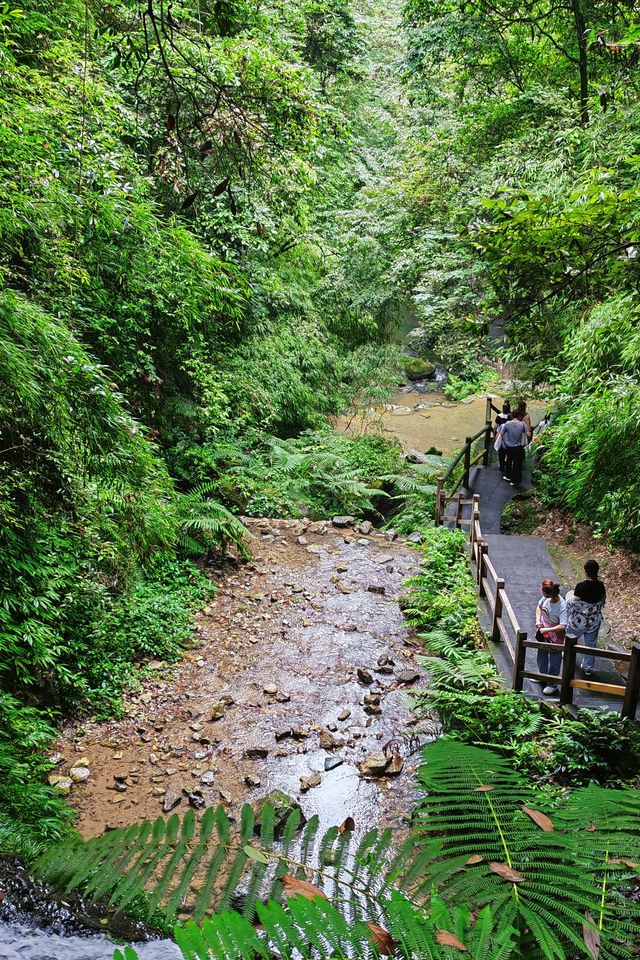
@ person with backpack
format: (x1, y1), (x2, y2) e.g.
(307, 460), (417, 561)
(566, 560), (606, 677)
(497, 409), (528, 485)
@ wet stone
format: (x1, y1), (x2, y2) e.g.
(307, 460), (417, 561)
(367, 585), (386, 595)
(338, 709), (351, 721)
(263, 684), (278, 695)
(200, 771), (216, 786)
(300, 772), (322, 792)
(357, 521), (373, 535)
(359, 752), (390, 777)
(324, 756), (344, 772)
(319, 730), (337, 750)
(163, 791), (182, 813)
(357, 667), (374, 685)
(332, 515), (355, 528)
(397, 668), (420, 685)
(244, 775), (261, 788)
(254, 790), (306, 837)
(275, 728), (292, 742)
(69, 765), (90, 783)
(245, 746), (269, 759)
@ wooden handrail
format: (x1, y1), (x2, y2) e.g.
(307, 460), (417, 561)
(437, 478), (639, 719)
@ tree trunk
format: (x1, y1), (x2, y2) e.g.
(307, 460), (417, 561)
(570, 0), (589, 125)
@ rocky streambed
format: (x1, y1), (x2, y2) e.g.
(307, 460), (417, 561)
(53, 518), (437, 842)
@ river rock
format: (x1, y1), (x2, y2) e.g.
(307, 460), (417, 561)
(291, 728), (308, 741)
(69, 765), (90, 783)
(359, 752), (391, 777)
(384, 530), (397, 542)
(263, 684), (278, 695)
(319, 730), (337, 750)
(405, 531), (423, 544)
(48, 775), (73, 794)
(200, 770), (216, 786)
(386, 753), (404, 776)
(245, 746), (269, 759)
(163, 791), (182, 813)
(245, 774), (261, 788)
(332, 516), (355, 528)
(338, 709), (351, 721)
(184, 789), (205, 810)
(357, 520), (374, 535)
(254, 790), (306, 837)
(357, 667), (374, 685)
(48, 753), (65, 766)
(367, 585), (385, 595)
(300, 772), (322, 792)
(210, 702), (225, 720)
(275, 727), (292, 742)
(324, 756), (344, 771)
(397, 668), (420, 685)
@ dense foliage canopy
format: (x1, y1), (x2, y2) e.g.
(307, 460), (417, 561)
(400, 0), (640, 544)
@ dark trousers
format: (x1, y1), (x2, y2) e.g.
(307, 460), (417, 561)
(505, 445), (524, 484)
(498, 444), (507, 474)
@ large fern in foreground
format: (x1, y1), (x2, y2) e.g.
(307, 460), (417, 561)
(38, 742), (640, 959)
(392, 741), (640, 960)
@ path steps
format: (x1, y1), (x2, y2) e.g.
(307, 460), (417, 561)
(445, 457), (637, 717)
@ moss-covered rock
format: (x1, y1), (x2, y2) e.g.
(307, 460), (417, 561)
(402, 356), (436, 381)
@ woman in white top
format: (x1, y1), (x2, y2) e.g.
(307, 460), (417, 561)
(535, 579), (567, 696)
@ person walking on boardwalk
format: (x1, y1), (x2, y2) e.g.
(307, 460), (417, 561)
(566, 560), (606, 678)
(494, 400), (511, 475)
(498, 409), (527, 485)
(535, 579), (567, 696)
(516, 400), (532, 442)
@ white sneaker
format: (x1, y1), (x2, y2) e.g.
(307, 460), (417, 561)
(543, 685), (559, 696)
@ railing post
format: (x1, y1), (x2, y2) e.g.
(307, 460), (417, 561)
(513, 630), (527, 690)
(483, 423), (492, 467)
(622, 642), (640, 719)
(470, 494), (480, 546)
(463, 437), (472, 489)
(478, 542), (488, 597)
(560, 634), (578, 707)
(491, 578), (505, 642)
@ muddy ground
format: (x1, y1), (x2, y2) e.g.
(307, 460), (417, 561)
(55, 519), (437, 839)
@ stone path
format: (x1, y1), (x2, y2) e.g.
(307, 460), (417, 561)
(448, 457), (636, 715)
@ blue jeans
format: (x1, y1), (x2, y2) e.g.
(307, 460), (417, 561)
(537, 646), (562, 679)
(569, 626), (600, 671)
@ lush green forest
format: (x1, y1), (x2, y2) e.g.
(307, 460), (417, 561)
(1, 0), (414, 837)
(2, 0), (640, 956)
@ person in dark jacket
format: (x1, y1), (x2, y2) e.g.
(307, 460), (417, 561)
(494, 400), (511, 474)
(566, 559), (606, 677)
(498, 410), (527, 485)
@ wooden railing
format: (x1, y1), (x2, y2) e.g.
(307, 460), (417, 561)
(456, 491), (640, 719)
(435, 398), (499, 523)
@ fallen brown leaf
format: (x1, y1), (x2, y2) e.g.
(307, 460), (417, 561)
(474, 785), (494, 792)
(282, 875), (328, 901)
(583, 912), (601, 959)
(465, 855), (483, 865)
(608, 859), (639, 870)
(489, 862), (525, 883)
(522, 806), (554, 832)
(339, 816), (355, 835)
(436, 930), (468, 951)
(366, 921), (395, 955)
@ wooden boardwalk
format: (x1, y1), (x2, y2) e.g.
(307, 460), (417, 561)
(444, 457), (639, 718)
